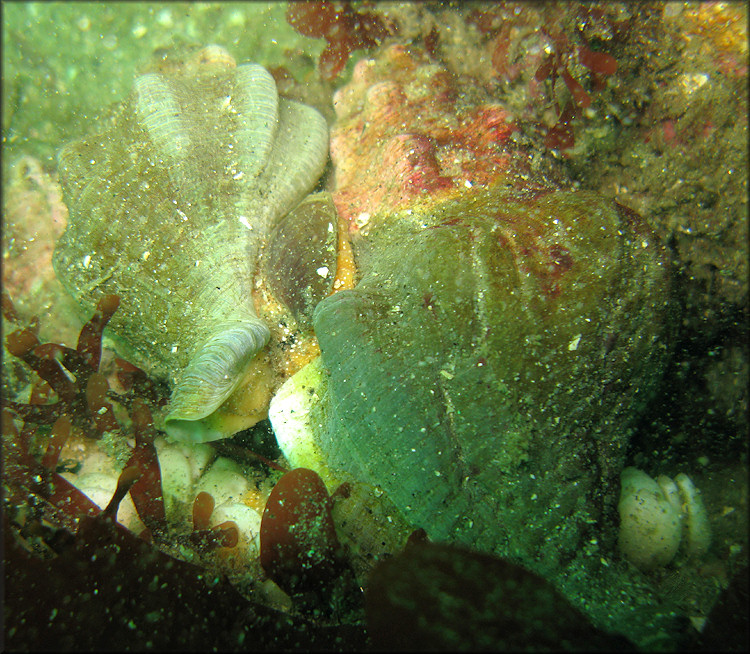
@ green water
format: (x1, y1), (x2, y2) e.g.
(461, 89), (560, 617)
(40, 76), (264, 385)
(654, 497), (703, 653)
(3, 2), (321, 165)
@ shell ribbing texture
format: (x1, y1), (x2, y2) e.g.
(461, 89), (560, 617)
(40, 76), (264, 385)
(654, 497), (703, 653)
(53, 62), (329, 441)
(312, 188), (672, 565)
(130, 63), (329, 247)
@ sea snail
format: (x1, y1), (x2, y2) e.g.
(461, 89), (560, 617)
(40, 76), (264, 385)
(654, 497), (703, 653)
(52, 46), (335, 443)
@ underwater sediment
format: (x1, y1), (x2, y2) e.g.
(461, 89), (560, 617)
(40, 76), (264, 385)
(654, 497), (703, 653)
(3, 3), (747, 651)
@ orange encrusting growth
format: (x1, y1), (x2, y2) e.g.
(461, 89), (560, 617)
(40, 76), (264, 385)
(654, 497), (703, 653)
(332, 214), (357, 291)
(329, 45), (533, 232)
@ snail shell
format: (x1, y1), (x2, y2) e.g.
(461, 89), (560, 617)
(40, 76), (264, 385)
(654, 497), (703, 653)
(267, 44), (674, 574)
(52, 47), (332, 443)
(273, 185), (673, 573)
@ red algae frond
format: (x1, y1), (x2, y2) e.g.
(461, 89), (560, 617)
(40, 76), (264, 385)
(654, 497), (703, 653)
(3, 292), (169, 537)
(286, 1), (397, 80)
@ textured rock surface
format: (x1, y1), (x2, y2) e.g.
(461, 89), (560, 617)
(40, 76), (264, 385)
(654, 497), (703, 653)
(329, 44), (566, 229)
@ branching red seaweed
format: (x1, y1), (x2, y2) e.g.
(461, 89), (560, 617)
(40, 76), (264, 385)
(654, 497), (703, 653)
(1, 295), (368, 647)
(286, 1), (397, 80)
(2, 292), (169, 538)
(467, 4), (626, 151)
(189, 490), (240, 552)
(3, 464), (367, 650)
(3, 291), (122, 437)
(533, 23), (620, 150)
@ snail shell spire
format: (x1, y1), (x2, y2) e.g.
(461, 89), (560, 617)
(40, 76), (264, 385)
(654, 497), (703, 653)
(52, 50), (330, 443)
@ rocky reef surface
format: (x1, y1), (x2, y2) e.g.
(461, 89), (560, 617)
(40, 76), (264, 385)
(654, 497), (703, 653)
(3, 2), (747, 651)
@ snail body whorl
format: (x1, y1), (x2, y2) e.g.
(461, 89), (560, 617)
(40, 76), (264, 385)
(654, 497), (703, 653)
(53, 47), (331, 442)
